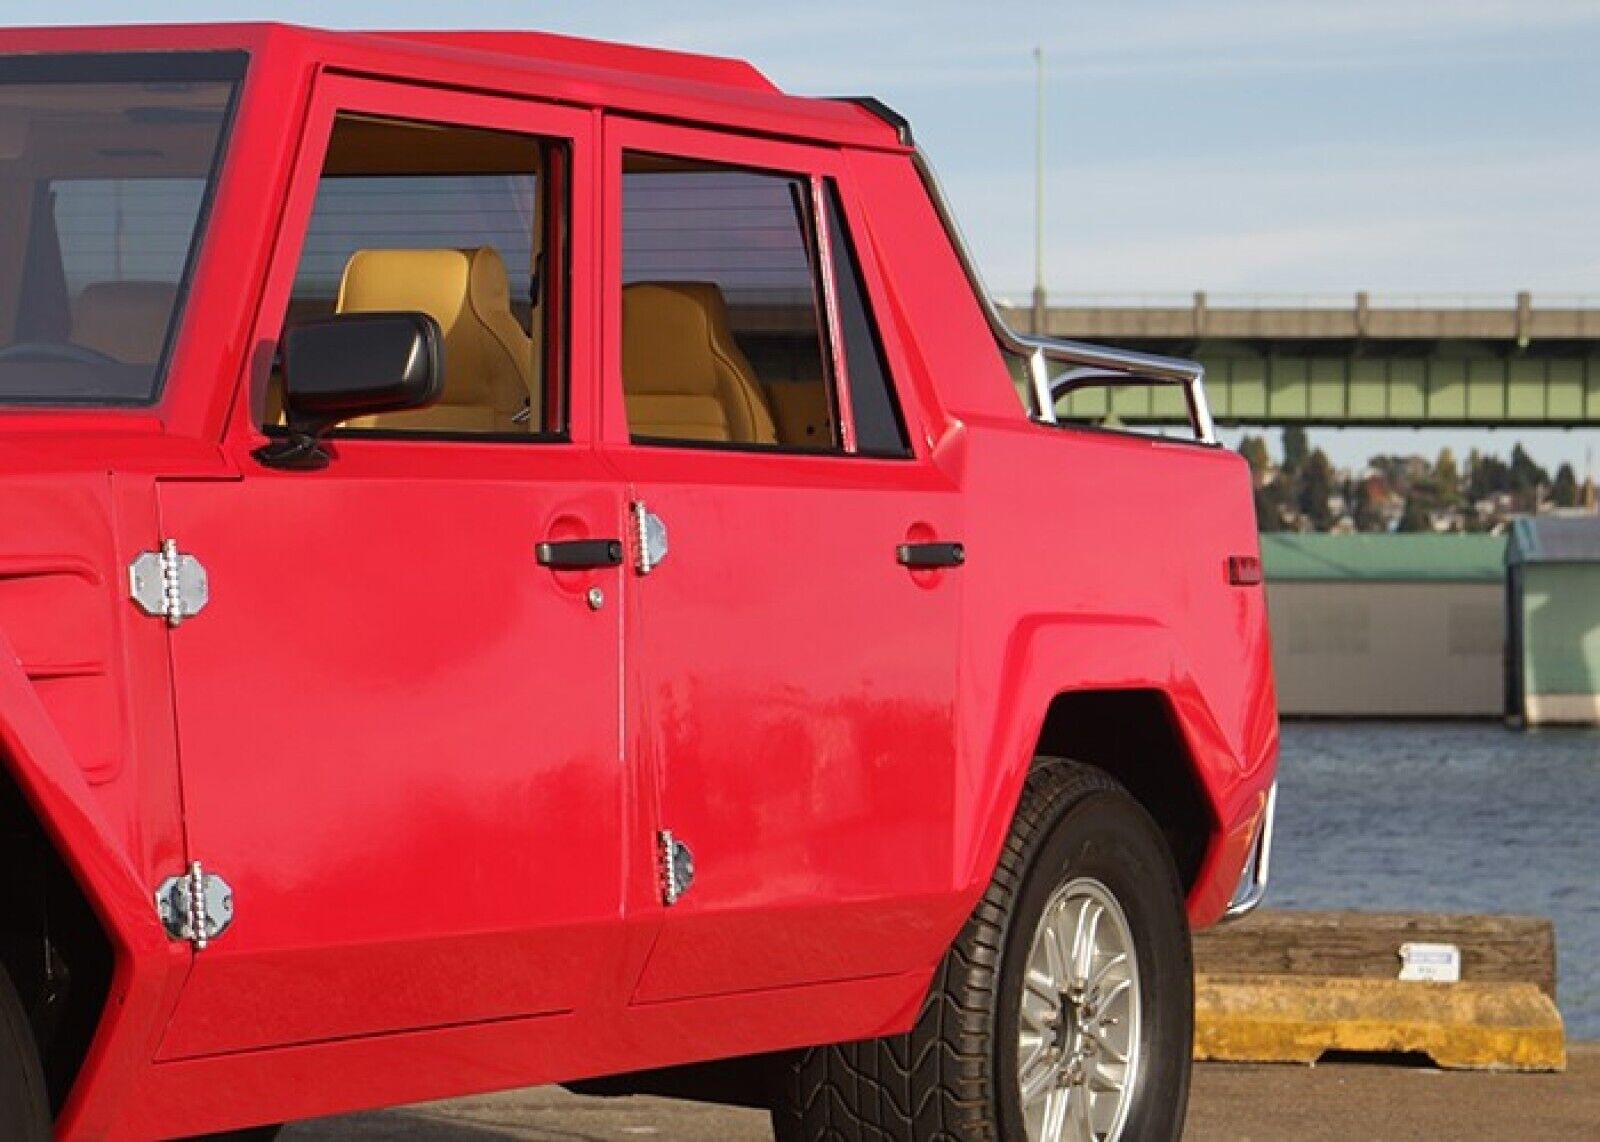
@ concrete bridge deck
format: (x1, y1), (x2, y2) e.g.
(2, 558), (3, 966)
(997, 293), (1600, 427)
(1007, 292), (1600, 344)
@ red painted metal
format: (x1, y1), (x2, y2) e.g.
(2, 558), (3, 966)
(0, 25), (1278, 1139)
(601, 118), (967, 1003)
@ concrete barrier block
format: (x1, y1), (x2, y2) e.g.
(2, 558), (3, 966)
(1194, 974), (1567, 1072)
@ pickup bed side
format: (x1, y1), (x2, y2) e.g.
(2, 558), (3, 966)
(845, 147), (1278, 929)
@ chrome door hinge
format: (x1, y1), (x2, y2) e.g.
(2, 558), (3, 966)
(658, 830), (695, 906)
(630, 502), (669, 575)
(156, 862), (235, 950)
(129, 539), (209, 627)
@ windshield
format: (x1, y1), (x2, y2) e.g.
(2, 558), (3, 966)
(0, 52), (244, 405)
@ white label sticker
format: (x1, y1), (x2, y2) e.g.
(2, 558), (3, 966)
(1398, 941), (1461, 983)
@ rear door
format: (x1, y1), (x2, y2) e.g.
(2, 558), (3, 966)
(602, 120), (964, 1003)
(155, 77), (630, 1059)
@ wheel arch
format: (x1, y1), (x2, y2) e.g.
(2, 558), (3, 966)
(959, 615), (1273, 931)
(0, 765), (116, 1117)
(0, 635), (182, 1132)
(1030, 689), (1215, 895)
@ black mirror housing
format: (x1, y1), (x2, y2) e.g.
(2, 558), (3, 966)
(256, 312), (444, 469)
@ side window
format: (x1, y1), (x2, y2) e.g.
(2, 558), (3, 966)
(51, 177), (206, 373)
(823, 183), (911, 457)
(620, 154), (837, 451)
(269, 114), (568, 437)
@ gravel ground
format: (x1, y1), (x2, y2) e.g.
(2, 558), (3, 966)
(283, 1042), (1600, 1140)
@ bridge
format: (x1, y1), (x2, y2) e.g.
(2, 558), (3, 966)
(997, 293), (1600, 427)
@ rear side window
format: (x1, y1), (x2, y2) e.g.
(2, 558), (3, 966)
(617, 153), (914, 458)
(620, 154), (838, 451)
(823, 183), (911, 457)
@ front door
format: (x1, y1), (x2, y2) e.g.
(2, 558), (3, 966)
(156, 78), (627, 1059)
(602, 120), (965, 1004)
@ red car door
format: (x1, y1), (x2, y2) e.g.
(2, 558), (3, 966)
(155, 77), (633, 1059)
(601, 120), (965, 1004)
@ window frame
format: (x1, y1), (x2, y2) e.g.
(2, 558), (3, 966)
(604, 117), (924, 463)
(229, 75), (595, 452)
(618, 151), (843, 455)
(298, 139), (565, 443)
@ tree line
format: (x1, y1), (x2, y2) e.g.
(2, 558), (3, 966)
(1238, 427), (1588, 533)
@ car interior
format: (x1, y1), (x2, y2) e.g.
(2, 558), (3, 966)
(277, 132), (845, 449)
(0, 75), (235, 402)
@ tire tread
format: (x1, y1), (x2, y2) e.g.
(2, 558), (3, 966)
(773, 760), (1125, 1141)
(0, 967), (50, 1142)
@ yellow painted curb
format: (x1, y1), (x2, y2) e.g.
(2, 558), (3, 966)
(1194, 973), (1566, 1072)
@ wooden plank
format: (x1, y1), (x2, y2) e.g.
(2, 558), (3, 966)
(1194, 910), (1557, 1001)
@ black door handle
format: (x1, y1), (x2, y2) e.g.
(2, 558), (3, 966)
(897, 541), (966, 569)
(536, 538), (624, 569)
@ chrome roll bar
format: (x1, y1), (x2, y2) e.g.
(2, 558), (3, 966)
(910, 151), (1218, 446)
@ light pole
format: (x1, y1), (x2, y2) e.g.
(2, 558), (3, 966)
(1032, 46), (1048, 336)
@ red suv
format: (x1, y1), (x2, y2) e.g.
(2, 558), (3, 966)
(0, 24), (1276, 1141)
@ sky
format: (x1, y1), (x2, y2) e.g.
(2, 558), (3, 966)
(20, 1), (1600, 471)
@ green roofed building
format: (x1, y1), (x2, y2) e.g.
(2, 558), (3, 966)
(1261, 533), (1507, 717)
(1507, 517), (1600, 726)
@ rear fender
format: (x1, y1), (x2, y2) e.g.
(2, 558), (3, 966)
(958, 614), (1271, 928)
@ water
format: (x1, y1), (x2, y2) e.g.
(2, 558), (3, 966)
(1267, 722), (1600, 1039)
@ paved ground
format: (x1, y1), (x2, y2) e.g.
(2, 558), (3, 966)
(283, 1043), (1600, 1140)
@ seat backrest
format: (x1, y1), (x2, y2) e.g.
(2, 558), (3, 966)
(335, 247), (534, 431)
(70, 281), (179, 365)
(621, 281), (776, 445)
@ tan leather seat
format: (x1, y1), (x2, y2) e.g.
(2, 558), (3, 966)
(70, 281), (178, 364)
(621, 281), (776, 445)
(335, 247), (534, 431)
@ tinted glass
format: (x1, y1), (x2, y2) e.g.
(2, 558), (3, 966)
(621, 154), (837, 450)
(0, 53), (242, 404)
(824, 184), (911, 457)
(275, 115), (560, 437)
(293, 175), (536, 311)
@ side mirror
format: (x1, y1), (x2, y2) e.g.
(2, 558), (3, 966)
(254, 312), (443, 470)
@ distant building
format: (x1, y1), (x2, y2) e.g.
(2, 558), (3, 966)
(1262, 534), (1506, 717)
(1506, 517), (1600, 726)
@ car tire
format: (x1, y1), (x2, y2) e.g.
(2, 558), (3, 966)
(0, 968), (51, 1142)
(771, 758), (1193, 1141)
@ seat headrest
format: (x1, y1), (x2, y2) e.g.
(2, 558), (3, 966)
(337, 247), (513, 340)
(71, 281), (179, 365)
(622, 281), (743, 397)
(336, 247), (531, 420)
